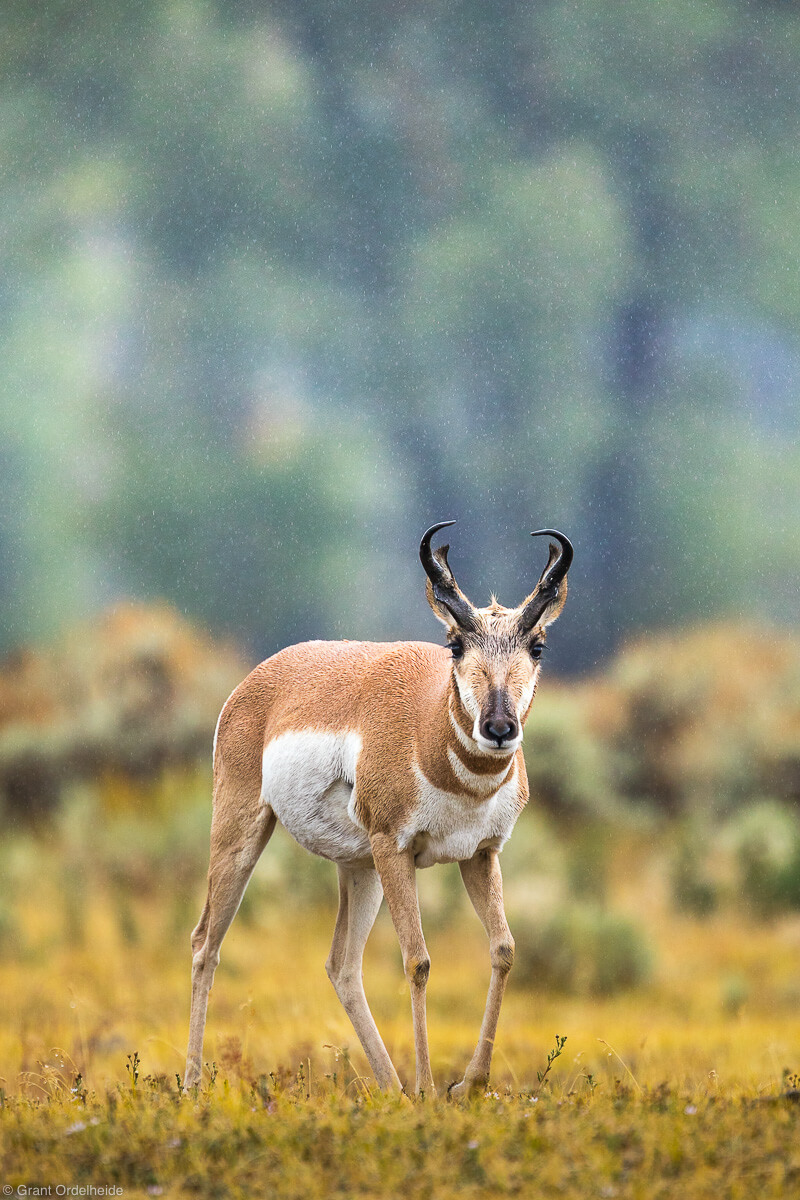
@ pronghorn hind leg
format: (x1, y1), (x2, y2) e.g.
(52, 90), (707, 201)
(184, 797), (276, 1090)
(448, 848), (514, 1100)
(325, 865), (402, 1092)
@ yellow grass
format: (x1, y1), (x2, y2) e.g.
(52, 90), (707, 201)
(2, 822), (800, 1197)
(3, 889), (800, 1102)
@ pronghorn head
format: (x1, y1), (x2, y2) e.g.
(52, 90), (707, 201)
(420, 521), (573, 755)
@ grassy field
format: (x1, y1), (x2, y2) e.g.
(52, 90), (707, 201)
(2, 800), (800, 1198)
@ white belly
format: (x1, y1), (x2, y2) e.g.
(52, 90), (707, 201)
(260, 730), (372, 865)
(398, 759), (521, 868)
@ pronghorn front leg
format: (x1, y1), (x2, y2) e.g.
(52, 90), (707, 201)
(370, 832), (435, 1097)
(448, 848), (514, 1100)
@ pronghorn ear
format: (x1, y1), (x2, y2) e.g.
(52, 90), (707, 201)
(515, 582), (567, 632)
(516, 550), (568, 630)
(425, 573), (462, 628)
(420, 527), (480, 632)
(424, 544), (472, 627)
(516, 530), (573, 632)
(533, 541), (568, 627)
(529, 575), (568, 628)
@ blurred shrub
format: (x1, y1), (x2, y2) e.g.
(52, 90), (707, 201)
(669, 823), (719, 917)
(0, 603), (247, 820)
(607, 624), (800, 816)
(524, 685), (622, 823)
(664, 801), (800, 920)
(721, 974), (750, 1018)
(564, 826), (611, 905)
(497, 808), (567, 915)
(0, 893), (19, 958)
(1, 613), (798, 841)
(528, 623), (800, 822)
(241, 829), (339, 921)
(511, 902), (653, 996)
(47, 775), (215, 944)
(722, 799), (800, 917)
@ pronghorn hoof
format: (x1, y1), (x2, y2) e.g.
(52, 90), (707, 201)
(447, 1077), (485, 1101)
(182, 1068), (201, 1094)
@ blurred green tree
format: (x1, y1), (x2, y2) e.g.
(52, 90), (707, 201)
(0, 0), (798, 661)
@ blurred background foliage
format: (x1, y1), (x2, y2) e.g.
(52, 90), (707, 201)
(2, 0), (800, 994)
(2, 0), (799, 666)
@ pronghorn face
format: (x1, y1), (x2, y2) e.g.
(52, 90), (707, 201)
(419, 522), (573, 756)
(445, 605), (546, 754)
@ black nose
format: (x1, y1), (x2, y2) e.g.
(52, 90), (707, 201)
(482, 718), (517, 745)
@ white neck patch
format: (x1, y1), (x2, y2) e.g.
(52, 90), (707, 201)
(447, 746), (514, 796)
(398, 757), (522, 867)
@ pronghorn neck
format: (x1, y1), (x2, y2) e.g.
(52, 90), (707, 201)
(415, 662), (516, 801)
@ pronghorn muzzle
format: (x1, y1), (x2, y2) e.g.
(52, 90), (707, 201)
(479, 690), (519, 748)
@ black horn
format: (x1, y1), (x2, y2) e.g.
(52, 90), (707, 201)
(518, 528), (574, 632)
(531, 528), (573, 589)
(419, 521), (480, 631)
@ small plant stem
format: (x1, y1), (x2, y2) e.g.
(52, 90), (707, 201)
(533, 1034), (567, 1097)
(598, 1038), (642, 1094)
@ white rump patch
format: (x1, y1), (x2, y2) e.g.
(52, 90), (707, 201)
(398, 759), (521, 868)
(260, 730), (371, 865)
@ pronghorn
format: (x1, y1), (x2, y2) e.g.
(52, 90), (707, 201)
(184, 522), (573, 1097)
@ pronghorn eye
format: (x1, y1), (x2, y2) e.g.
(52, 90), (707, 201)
(530, 642), (546, 661)
(447, 639), (464, 660)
